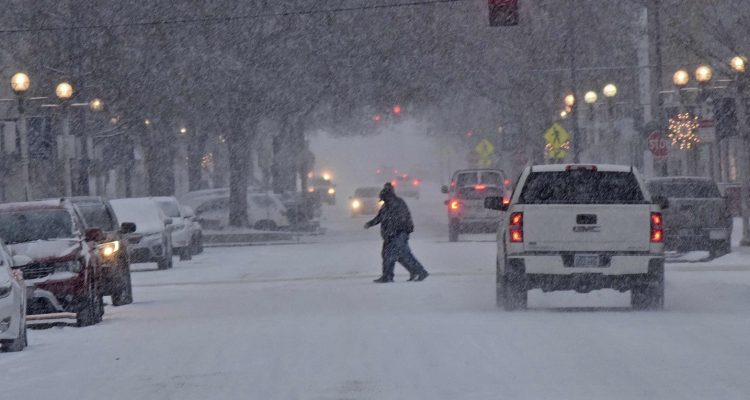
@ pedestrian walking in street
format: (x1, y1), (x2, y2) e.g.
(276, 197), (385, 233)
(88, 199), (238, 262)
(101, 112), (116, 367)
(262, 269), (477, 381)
(364, 183), (429, 283)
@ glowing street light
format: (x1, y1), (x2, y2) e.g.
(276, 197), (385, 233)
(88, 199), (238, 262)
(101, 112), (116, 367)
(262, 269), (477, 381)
(55, 82), (74, 101)
(695, 65), (713, 84)
(89, 98), (104, 112)
(731, 56), (747, 74)
(584, 91), (598, 105)
(564, 94), (575, 107)
(144, 119), (151, 126)
(672, 70), (690, 88)
(10, 72), (30, 94)
(180, 127), (188, 135)
(603, 83), (618, 98)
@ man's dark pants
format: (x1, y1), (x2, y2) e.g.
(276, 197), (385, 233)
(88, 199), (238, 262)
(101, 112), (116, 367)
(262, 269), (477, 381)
(381, 232), (425, 279)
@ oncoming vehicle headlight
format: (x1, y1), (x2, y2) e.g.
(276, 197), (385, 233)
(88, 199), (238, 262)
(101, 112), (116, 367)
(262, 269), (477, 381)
(97, 241), (121, 258)
(53, 260), (82, 273)
(328, 188), (336, 195)
(352, 200), (361, 210)
(308, 187), (316, 193)
(378, 200), (385, 208)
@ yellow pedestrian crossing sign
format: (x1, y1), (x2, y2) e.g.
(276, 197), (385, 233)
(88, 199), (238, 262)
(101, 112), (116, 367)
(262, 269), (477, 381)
(475, 139), (494, 159)
(544, 123), (570, 147)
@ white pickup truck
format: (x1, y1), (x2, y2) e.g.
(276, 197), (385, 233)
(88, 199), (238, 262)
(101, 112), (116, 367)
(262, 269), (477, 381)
(484, 164), (668, 311)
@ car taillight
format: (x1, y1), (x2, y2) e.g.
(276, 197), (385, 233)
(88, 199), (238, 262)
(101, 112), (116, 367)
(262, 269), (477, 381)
(651, 212), (664, 243)
(509, 212), (523, 242)
(449, 199), (461, 212)
(503, 179), (511, 186)
(412, 179), (420, 187)
(502, 196), (511, 206)
(565, 165), (598, 172)
(391, 180), (398, 187)
(475, 184), (487, 191)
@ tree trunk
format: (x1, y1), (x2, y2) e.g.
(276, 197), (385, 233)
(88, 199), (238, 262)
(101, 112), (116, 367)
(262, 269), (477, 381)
(227, 119), (250, 227)
(187, 132), (207, 192)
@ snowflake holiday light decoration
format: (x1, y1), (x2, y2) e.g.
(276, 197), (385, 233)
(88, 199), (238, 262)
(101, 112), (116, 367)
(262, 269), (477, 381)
(668, 113), (700, 150)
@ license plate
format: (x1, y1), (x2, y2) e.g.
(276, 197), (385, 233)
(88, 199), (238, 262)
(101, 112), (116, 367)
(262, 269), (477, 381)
(574, 254), (600, 268)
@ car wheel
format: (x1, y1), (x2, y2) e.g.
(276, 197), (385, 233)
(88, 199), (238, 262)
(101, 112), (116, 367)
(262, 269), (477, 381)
(631, 265), (664, 310)
(191, 234), (203, 255)
(495, 262), (505, 308)
(77, 278), (102, 327)
(180, 247), (192, 261)
(254, 220), (278, 231)
(503, 262), (527, 311)
(1, 320), (26, 352)
(449, 220), (459, 242)
(111, 262), (133, 306)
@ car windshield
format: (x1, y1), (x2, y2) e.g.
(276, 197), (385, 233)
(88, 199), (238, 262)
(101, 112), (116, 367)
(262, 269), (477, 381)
(648, 180), (721, 198)
(110, 199), (164, 233)
(0, 210), (74, 243)
(480, 171), (504, 186)
(519, 171), (645, 204)
(355, 188), (380, 198)
(157, 200), (182, 217)
(77, 204), (116, 231)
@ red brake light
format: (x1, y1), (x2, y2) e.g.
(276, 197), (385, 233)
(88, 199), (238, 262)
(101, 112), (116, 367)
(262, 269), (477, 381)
(503, 179), (511, 186)
(475, 184), (487, 191)
(565, 165), (598, 172)
(502, 196), (511, 206)
(390, 180), (398, 187)
(509, 212), (523, 243)
(412, 179), (420, 187)
(651, 212), (664, 243)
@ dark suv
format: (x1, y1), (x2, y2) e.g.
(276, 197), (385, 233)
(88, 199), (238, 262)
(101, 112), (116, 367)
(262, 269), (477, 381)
(442, 169), (511, 242)
(0, 199), (106, 326)
(71, 197), (136, 306)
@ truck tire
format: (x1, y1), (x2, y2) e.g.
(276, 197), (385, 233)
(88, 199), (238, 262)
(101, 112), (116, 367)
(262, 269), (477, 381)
(503, 262), (527, 311)
(709, 240), (731, 260)
(111, 263), (133, 306)
(449, 220), (459, 242)
(1, 310), (26, 352)
(179, 247), (192, 261)
(631, 264), (664, 310)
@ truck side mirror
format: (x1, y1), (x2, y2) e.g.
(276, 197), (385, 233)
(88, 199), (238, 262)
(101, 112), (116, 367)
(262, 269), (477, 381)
(653, 195), (670, 210)
(484, 196), (509, 211)
(441, 185), (449, 194)
(120, 222), (137, 234)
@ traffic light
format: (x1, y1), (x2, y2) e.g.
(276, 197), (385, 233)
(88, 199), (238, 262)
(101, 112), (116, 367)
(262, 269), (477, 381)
(392, 105), (402, 115)
(488, 0), (519, 27)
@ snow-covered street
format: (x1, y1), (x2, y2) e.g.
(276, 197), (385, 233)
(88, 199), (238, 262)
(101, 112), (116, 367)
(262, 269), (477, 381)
(3, 190), (750, 400)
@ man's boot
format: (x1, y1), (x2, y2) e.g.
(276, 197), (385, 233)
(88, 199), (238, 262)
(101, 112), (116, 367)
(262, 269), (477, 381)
(373, 276), (393, 283)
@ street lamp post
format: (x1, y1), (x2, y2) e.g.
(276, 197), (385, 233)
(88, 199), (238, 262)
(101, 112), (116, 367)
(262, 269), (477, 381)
(672, 70), (690, 175)
(731, 56), (750, 246)
(564, 94), (581, 163)
(584, 91), (598, 160)
(695, 65), (714, 178)
(602, 83), (617, 163)
(56, 82), (74, 197)
(11, 73), (31, 200)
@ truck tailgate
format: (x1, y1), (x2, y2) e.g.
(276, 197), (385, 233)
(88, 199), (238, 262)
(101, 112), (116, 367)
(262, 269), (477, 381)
(522, 204), (652, 252)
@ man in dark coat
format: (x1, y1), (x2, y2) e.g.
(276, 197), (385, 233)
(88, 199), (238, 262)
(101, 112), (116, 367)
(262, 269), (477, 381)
(364, 183), (429, 283)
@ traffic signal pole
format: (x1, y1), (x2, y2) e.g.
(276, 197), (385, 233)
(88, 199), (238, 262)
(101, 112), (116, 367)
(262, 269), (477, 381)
(568, 1), (581, 163)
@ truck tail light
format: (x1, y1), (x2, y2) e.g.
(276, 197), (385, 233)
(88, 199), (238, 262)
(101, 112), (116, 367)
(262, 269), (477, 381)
(509, 212), (524, 242)
(475, 184), (487, 191)
(502, 196), (511, 206)
(449, 199), (461, 212)
(565, 165), (598, 172)
(651, 212), (664, 243)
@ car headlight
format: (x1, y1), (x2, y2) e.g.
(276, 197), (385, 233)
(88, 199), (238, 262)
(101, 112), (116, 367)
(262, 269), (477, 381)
(52, 260), (82, 273)
(328, 188), (336, 195)
(378, 200), (385, 208)
(352, 200), (361, 210)
(0, 281), (11, 298)
(97, 241), (121, 259)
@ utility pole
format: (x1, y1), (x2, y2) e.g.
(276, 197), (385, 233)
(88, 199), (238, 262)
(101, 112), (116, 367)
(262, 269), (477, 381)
(568, 0), (581, 163)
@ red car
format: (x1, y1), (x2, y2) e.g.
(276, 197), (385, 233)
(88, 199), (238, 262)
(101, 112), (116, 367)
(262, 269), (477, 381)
(0, 199), (106, 326)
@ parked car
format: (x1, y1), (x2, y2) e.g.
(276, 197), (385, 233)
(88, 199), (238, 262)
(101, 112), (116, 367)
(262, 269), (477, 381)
(70, 197), (136, 306)
(0, 243), (31, 352)
(154, 197), (193, 261)
(194, 192), (290, 231)
(0, 199), (106, 326)
(181, 206), (204, 255)
(350, 187), (383, 217)
(647, 177), (733, 259)
(110, 198), (174, 270)
(442, 169), (511, 242)
(485, 164), (667, 311)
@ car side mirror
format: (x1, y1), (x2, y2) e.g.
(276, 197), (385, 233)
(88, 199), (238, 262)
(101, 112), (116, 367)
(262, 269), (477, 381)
(85, 228), (106, 242)
(120, 222), (137, 234)
(441, 185), (449, 194)
(164, 218), (173, 226)
(484, 196), (509, 211)
(653, 195), (670, 210)
(12, 255), (32, 268)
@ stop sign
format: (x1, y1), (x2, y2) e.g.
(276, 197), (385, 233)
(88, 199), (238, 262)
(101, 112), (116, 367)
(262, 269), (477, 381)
(647, 131), (669, 158)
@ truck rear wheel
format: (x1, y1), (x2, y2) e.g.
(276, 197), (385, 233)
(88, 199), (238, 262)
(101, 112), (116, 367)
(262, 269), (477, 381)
(111, 262), (133, 306)
(631, 264), (664, 310)
(77, 279), (104, 327)
(449, 220), (459, 242)
(503, 262), (527, 311)
(709, 239), (731, 260)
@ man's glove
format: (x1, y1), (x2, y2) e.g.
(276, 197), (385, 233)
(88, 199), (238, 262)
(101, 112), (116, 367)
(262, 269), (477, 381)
(363, 222), (371, 229)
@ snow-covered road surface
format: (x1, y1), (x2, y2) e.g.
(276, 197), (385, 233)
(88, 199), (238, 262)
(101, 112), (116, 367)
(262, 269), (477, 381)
(3, 188), (750, 399)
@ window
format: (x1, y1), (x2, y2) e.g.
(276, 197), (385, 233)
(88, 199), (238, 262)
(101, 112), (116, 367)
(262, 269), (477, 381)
(648, 180), (721, 199)
(78, 204), (116, 231)
(0, 210), (75, 244)
(519, 171), (645, 204)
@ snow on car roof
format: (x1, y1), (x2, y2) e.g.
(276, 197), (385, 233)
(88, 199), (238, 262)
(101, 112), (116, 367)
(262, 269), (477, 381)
(0, 199), (65, 212)
(529, 164), (635, 173)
